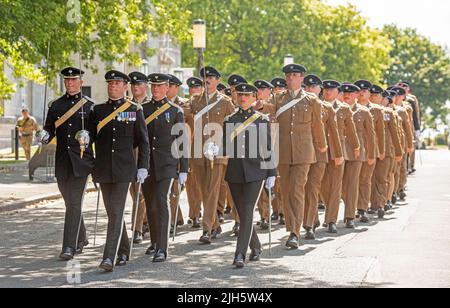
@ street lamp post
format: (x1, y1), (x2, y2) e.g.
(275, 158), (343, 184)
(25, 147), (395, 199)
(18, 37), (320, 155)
(193, 19), (206, 77)
(284, 54), (294, 66)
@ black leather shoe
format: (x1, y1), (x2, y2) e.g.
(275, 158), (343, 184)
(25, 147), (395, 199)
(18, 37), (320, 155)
(59, 247), (75, 261)
(327, 223), (338, 234)
(318, 202), (326, 210)
(133, 232), (143, 244)
(249, 249), (262, 262)
(99, 259), (114, 272)
(232, 223), (240, 236)
(358, 210), (370, 223)
(224, 207), (231, 215)
(233, 254), (245, 268)
(218, 212), (225, 223)
(153, 250), (167, 263)
(377, 208), (386, 219)
(211, 226), (222, 239)
(145, 244), (157, 255)
(391, 194), (398, 204)
(286, 233), (299, 249)
(271, 212), (279, 221)
(199, 231), (211, 244)
(192, 217), (201, 229)
(305, 228), (315, 240)
(367, 208), (376, 214)
(260, 219), (269, 230)
(345, 219), (356, 229)
(76, 240), (89, 254)
(399, 191), (407, 201)
(279, 214), (286, 226)
(115, 254), (128, 266)
(313, 220), (321, 232)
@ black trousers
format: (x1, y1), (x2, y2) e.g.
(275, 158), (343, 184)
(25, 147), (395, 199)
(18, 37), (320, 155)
(100, 183), (130, 261)
(57, 176), (88, 250)
(142, 177), (174, 254)
(228, 181), (264, 259)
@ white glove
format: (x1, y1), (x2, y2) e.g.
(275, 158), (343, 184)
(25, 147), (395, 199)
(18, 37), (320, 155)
(137, 168), (148, 184)
(178, 172), (188, 186)
(265, 176), (276, 190)
(36, 130), (50, 144)
(75, 130), (90, 149)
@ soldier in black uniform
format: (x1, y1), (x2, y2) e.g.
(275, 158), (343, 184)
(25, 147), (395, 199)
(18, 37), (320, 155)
(88, 70), (150, 272)
(39, 67), (95, 261)
(223, 83), (277, 268)
(141, 73), (189, 262)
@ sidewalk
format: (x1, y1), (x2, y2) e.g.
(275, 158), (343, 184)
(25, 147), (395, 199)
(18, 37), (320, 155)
(0, 163), (96, 213)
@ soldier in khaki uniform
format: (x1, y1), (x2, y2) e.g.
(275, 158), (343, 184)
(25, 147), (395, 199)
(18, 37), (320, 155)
(185, 77), (204, 228)
(128, 72), (151, 244)
(370, 88), (403, 218)
(341, 83), (376, 229)
(321, 80), (360, 234)
(16, 107), (40, 160)
(274, 64), (327, 249)
(271, 78), (287, 95)
(303, 75), (343, 240)
(354, 80), (385, 223)
(188, 66), (236, 244)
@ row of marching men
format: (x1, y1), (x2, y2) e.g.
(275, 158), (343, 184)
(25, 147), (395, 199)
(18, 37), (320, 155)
(38, 62), (419, 271)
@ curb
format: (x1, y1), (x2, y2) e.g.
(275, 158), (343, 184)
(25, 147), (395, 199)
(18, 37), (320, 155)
(0, 187), (98, 213)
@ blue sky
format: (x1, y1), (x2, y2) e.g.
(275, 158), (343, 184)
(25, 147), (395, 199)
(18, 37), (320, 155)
(326, 0), (450, 49)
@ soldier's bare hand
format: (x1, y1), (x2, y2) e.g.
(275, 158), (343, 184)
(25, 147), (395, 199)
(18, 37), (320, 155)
(379, 154), (385, 161)
(395, 156), (403, 162)
(354, 148), (361, 159)
(368, 158), (376, 166)
(319, 146), (328, 153)
(334, 157), (344, 166)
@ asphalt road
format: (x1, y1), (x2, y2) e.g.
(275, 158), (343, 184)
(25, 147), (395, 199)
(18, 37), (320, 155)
(1, 150), (449, 288)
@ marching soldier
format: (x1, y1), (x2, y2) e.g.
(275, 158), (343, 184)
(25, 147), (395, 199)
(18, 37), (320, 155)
(274, 64), (327, 249)
(128, 71), (151, 244)
(16, 107), (40, 160)
(185, 77), (204, 228)
(218, 83), (227, 94)
(370, 86), (403, 218)
(39, 67), (94, 261)
(88, 70), (150, 272)
(354, 80), (385, 223)
(188, 66), (236, 244)
(228, 74), (248, 106)
(303, 75), (343, 239)
(222, 83), (277, 268)
(271, 78), (288, 95)
(141, 73), (188, 262)
(321, 80), (360, 233)
(341, 83), (376, 229)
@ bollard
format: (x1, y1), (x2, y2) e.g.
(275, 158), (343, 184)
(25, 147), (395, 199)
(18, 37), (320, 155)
(15, 127), (19, 161)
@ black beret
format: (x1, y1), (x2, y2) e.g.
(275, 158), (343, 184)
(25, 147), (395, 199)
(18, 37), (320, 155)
(304, 74), (322, 87)
(370, 85), (384, 94)
(105, 70), (130, 83)
(354, 80), (373, 90)
(282, 64), (307, 74)
(390, 86), (406, 96)
(323, 80), (341, 89)
(227, 74), (248, 86)
(186, 77), (203, 88)
(217, 83), (227, 92)
(128, 71), (148, 84)
(168, 74), (182, 86)
(254, 80), (274, 89)
(148, 73), (170, 85)
(271, 77), (287, 88)
(61, 67), (85, 79)
(341, 83), (361, 93)
(235, 83), (257, 94)
(382, 90), (391, 98)
(199, 66), (221, 78)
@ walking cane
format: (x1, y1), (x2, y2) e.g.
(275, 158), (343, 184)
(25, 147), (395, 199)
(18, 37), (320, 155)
(93, 182), (101, 247)
(268, 188), (273, 256)
(173, 184), (185, 241)
(129, 183), (142, 261)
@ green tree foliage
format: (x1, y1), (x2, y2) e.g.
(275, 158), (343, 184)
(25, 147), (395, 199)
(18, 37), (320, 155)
(0, 0), (191, 100)
(181, 0), (391, 83)
(383, 25), (450, 123)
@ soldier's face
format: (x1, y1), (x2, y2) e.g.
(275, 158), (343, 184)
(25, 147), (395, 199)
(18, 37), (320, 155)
(131, 83), (148, 99)
(108, 81), (128, 100)
(189, 86), (203, 96)
(343, 92), (358, 105)
(204, 76), (220, 93)
(237, 93), (256, 109)
(370, 93), (383, 104)
(323, 88), (339, 102)
(382, 97), (389, 107)
(273, 87), (286, 94)
(285, 73), (304, 90)
(230, 86), (238, 102)
(22, 110), (29, 118)
(64, 78), (83, 95)
(151, 83), (169, 100)
(257, 88), (271, 101)
(305, 85), (321, 96)
(358, 89), (371, 102)
(167, 85), (180, 99)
